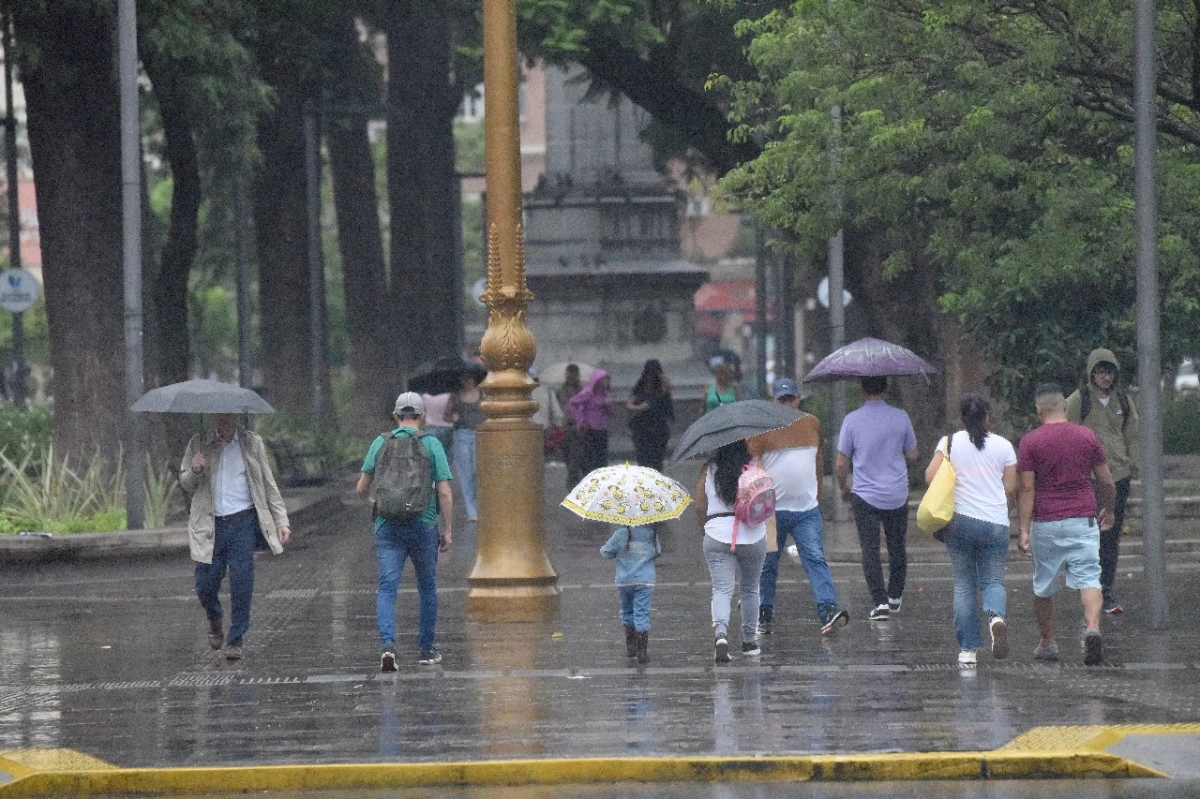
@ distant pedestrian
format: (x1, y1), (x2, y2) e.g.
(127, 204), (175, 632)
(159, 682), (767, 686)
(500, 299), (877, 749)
(357, 392), (453, 671)
(421, 392), (455, 455)
(1065, 348), (1140, 615)
(569, 368), (615, 474)
(180, 413), (292, 662)
(748, 378), (849, 637)
(694, 440), (768, 662)
(558, 364), (586, 488)
(447, 372), (483, 522)
(923, 394), (1017, 667)
(626, 359), (675, 472)
(836, 376), (918, 621)
(1018, 383), (1115, 666)
(529, 368), (565, 461)
(600, 524), (660, 664)
(705, 362), (741, 413)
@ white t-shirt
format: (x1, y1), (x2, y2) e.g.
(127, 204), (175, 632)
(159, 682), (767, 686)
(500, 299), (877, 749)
(760, 448), (819, 512)
(702, 465), (766, 545)
(936, 430), (1017, 527)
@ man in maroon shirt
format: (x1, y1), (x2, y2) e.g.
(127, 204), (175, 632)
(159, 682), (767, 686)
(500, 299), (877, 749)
(1017, 383), (1116, 666)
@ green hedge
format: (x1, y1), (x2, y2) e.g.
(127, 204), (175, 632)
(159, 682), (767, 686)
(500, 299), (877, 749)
(1164, 393), (1200, 455)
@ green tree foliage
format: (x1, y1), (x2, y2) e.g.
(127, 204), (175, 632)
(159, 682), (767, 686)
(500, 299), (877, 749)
(716, 0), (1200, 413)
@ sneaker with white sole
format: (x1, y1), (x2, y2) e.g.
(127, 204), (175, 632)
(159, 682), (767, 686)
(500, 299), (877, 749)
(380, 650), (398, 673)
(820, 608), (850, 635)
(417, 647), (442, 665)
(868, 603), (890, 621)
(714, 636), (731, 663)
(958, 649), (977, 667)
(887, 596), (903, 613)
(1083, 628), (1104, 666)
(741, 640), (761, 656)
(989, 615), (1009, 660)
(1033, 640), (1060, 661)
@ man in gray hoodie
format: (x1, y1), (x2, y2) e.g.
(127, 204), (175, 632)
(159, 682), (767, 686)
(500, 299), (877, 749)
(1066, 348), (1141, 615)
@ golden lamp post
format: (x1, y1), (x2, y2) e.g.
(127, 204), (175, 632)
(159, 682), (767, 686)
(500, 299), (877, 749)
(467, 0), (560, 620)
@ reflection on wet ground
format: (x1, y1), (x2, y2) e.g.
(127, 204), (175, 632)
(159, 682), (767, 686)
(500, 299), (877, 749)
(1, 463), (1199, 768)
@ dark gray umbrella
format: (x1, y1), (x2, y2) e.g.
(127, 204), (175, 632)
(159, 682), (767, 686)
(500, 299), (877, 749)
(407, 357), (488, 396)
(670, 400), (802, 463)
(130, 379), (275, 414)
(803, 336), (937, 383)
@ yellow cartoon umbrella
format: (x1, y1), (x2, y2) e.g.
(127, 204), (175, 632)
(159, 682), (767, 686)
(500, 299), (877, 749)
(562, 464), (692, 525)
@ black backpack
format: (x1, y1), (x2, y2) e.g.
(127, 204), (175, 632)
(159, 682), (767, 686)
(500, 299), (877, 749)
(371, 429), (434, 523)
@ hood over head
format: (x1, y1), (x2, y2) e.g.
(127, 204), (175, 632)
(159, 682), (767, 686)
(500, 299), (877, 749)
(1085, 348), (1123, 389)
(581, 368), (610, 394)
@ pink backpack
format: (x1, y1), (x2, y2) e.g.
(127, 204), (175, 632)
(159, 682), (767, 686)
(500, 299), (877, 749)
(731, 460), (775, 551)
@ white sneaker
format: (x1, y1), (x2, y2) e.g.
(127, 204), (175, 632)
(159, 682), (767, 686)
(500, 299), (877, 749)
(868, 604), (890, 621)
(785, 544), (800, 564)
(958, 650), (977, 667)
(887, 596), (903, 613)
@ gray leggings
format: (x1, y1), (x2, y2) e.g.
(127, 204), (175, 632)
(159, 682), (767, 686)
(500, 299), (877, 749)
(703, 534), (768, 640)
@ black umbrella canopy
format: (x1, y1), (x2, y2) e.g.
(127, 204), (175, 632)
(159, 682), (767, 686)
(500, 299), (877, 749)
(407, 357), (487, 396)
(130, 379), (274, 414)
(670, 400), (803, 463)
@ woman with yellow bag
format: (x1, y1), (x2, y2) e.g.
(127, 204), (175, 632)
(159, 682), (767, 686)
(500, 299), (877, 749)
(922, 394), (1018, 668)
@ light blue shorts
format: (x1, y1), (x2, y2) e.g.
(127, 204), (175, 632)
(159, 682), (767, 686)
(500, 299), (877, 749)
(1030, 517), (1101, 598)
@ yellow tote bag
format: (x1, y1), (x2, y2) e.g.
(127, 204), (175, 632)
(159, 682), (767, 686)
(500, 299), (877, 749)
(916, 435), (956, 535)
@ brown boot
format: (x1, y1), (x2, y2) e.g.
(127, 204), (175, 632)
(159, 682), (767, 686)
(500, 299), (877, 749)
(624, 624), (637, 658)
(636, 631), (649, 664)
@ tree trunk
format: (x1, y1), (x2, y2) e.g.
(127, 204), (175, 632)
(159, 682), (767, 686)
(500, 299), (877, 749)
(251, 84), (321, 416)
(327, 12), (399, 439)
(386, 1), (461, 373)
(14, 5), (125, 463)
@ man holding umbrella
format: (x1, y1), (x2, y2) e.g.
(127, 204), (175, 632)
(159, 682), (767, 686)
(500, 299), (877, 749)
(180, 413), (291, 661)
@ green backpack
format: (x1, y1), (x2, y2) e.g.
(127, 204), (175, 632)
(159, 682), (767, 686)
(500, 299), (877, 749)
(371, 429), (434, 523)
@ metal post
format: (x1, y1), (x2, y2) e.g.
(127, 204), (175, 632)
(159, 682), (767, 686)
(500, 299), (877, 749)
(778, 249), (796, 381)
(233, 175), (253, 389)
(118, 0), (145, 529)
(828, 102), (847, 522)
(303, 106), (326, 423)
(1134, 0), (1168, 628)
(754, 224), (769, 397)
(2, 11), (25, 409)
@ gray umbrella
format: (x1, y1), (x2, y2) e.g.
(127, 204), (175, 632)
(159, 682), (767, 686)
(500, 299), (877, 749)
(130, 379), (275, 414)
(670, 400), (802, 463)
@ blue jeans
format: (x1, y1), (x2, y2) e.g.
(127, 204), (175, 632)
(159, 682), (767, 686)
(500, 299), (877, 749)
(427, 425), (454, 456)
(452, 428), (477, 518)
(375, 518), (440, 651)
(618, 585), (654, 631)
(759, 508), (839, 618)
(944, 514), (1009, 651)
(195, 509), (260, 646)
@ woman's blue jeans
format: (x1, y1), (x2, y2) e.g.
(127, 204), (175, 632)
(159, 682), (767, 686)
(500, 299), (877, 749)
(618, 585), (654, 631)
(452, 428), (477, 518)
(375, 518), (440, 651)
(943, 514), (1009, 651)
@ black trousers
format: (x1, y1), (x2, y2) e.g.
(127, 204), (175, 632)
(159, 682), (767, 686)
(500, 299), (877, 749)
(1099, 477), (1132, 599)
(851, 495), (908, 607)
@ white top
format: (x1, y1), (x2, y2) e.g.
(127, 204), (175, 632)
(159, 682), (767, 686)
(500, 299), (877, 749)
(760, 448), (819, 512)
(422, 393), (453, 428)
(214, 435), (254, 517)
(702, 465), (766, 545)
(530, 384), (563, 428)
(937, 430), (1017, 527)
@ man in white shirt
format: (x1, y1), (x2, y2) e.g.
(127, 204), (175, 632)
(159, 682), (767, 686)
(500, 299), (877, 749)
(180, 414), (291, 661)
(748, 380), (849, 636)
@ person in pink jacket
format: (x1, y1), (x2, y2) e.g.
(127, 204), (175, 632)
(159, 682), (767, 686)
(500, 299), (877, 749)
(568, 369), (614, 475)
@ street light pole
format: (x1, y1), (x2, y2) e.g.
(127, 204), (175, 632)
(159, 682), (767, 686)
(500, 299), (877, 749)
(119, 0), (145, 529)
(467, 0), (558, 620)
(1133, 0), (1168, 628)
(2, 10), (26, 409)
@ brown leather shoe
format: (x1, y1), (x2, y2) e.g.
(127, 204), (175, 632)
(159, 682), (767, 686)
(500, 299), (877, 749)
(207, 619), (223, 650)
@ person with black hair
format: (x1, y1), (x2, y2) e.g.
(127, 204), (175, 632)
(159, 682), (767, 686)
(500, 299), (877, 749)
(694, 439), (769, 663)
(1065, 348), (1141, 615)
(923, 394), (1017, 667)
(626, 359), (675, 471)
(836, 376), (918, 621)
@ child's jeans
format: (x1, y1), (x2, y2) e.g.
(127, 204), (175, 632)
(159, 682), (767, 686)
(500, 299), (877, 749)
(618, 585), (653, 631)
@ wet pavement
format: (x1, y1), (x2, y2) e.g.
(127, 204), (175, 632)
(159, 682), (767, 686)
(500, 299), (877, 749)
(1, 463), (1199, 771)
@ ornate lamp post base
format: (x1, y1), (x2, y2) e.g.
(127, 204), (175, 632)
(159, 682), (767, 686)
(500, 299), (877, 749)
(467, 418), (559, 621)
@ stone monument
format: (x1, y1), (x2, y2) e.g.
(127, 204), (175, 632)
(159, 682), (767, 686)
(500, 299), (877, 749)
(523, 65), (711, 397)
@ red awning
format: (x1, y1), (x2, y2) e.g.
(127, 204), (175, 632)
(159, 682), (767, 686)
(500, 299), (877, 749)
(694, 280), (773, 321)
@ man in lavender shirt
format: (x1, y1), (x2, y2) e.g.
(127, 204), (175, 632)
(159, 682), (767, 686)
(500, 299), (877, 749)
(836, 376), (918, 621)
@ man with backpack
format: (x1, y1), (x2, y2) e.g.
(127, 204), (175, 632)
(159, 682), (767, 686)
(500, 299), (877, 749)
(357, 392), (454, 671)
(1066, 348), (1141, 615)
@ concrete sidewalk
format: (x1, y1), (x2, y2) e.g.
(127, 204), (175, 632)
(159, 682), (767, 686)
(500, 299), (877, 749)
(0, 461), (1198, 794)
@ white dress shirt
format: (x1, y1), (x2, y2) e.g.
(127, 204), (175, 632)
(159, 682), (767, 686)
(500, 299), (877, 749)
(214, 434), (254, 517)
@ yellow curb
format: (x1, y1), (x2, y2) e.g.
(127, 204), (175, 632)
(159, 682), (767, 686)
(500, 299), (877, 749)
(0, 750), (1166, 797)
(1002, 724), (1200, 754)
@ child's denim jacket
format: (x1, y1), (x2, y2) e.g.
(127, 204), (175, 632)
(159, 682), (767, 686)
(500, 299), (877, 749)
(600, 525), (660, 586)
